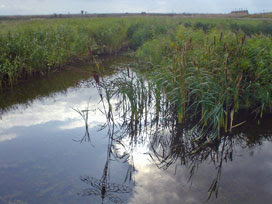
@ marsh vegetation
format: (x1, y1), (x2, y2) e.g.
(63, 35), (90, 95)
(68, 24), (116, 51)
(1, 16), (271, 87)
(1, 16), (271, 141)
(0, 16), (272, 202)
(75, 68), (272, 202)
(0, 39), (271, 203)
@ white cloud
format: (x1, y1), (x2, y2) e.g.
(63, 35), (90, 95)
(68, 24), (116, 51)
(127, 139), (272, 204)
(0, 87), (105, 131)
(0, 133), (17, 142)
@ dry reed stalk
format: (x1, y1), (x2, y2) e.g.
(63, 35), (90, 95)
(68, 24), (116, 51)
(220, 32), (223, 42)
(88, 43), (93, 60)
(224, 54), (229, 83)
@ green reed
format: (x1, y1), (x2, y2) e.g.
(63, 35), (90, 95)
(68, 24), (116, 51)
(2, 16), (271, 88)
(136, 25), (272, 138)
(93, 68), (272, 202)
(0, 17), (178, 88)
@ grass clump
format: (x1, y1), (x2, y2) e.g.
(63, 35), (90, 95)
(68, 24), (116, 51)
(136, 25), (272, 138)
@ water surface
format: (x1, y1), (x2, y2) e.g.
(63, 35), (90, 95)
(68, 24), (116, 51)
(0, 56), (271, 204)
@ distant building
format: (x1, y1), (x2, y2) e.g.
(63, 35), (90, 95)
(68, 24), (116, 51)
(230, 10), (249, 16)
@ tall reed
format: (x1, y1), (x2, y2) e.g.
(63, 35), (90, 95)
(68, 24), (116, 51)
(136, 25), (272, 138)
(0, 17), (178, 88)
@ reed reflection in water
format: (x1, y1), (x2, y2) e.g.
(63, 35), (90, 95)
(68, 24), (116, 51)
(76, 68), (272, 203)
(76, 71), (133, 204)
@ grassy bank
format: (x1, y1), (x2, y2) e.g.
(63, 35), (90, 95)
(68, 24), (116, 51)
(1, 16), (272, 137)
(1, 16), (272, 88)
(0, 17), (177, 87)
(136, 24), (272, 138)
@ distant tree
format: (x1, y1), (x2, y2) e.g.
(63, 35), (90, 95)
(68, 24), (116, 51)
(81, 10), (84, 15)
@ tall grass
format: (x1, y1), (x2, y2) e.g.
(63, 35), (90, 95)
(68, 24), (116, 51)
(182, 18), (272, 35)
(0, 17), (178, 87)
(136, 25), (272, 138)
(90, 67), (272, 201)
(1, 16), (271, 88)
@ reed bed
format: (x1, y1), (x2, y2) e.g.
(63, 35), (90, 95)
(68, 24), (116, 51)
(1, 16), (271, 88)
(1, 16), (271, 137)
(0, 17), (177, 88)
(136, 25), (272, 138)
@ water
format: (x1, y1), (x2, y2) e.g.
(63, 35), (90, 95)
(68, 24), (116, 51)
(0, 56), (271, 204)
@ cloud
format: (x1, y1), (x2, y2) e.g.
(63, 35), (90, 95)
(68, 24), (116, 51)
(128, 140), (272, 204)
(0, 86), (105, 131)
(0, 133), (17, 142)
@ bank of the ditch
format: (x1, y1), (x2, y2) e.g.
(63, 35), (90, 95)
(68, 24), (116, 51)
(135, 24), (272, 139)
(0, 17), (179, 88)
(1, 16), (272, 88)
(1, 16), (272, 139)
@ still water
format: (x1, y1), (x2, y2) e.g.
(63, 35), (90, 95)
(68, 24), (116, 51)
(0, 56), (271, 204)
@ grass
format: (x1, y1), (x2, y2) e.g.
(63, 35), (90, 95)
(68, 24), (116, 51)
(136, 24), (272, 138)
(1, 16), (272, 88)
(0, 17), (178, 87)
(1, 16), (272, 139)
(248, 12), (272, 19)
(91, 65), (272, 201)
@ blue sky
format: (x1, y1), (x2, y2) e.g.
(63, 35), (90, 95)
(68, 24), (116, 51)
(0, 0), (271, 15)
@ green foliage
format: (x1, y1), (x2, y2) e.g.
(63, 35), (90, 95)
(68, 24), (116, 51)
(0, 15), (271, 92)
(0, 17), (180, 87)
(127, 17), (175, 49)
(181, 18), (272, 36)
(136, 25), (272, 139)
(0, 16), (271, 140)
(136, 36), (173, 65)
(193, 22), (216, 33)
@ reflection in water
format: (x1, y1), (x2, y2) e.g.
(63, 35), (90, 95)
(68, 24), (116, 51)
(0, 133), (17, 143)
(0, 56), (134, 204)
(0, 56), (271, 204)
(77, 71), (133, 204)
(78, 128), (132, 204)
(79, 175), (132, 204)
(80, 69), (272, 203)
(0, 55), (129, 115)
(151, 128), (234, 200)
(73, 107), (91, 143)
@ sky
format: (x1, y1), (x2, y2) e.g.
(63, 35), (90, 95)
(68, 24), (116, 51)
(0, 0), (271, 15)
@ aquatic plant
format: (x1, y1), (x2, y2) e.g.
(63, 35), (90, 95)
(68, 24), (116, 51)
(136, 25), (272, 139)
(86, 69), (272, 202)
